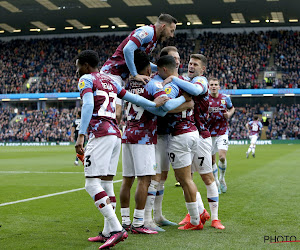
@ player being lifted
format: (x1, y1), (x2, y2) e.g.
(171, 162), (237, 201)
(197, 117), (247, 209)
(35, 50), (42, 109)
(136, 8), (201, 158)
(207, 78), (235, 194)
(164, 54), (225, 230)
(74, 50), (168, 248)
(246, 116), (263, 158)
(101, 13), (177, 86)
(144, 46), (193, 231)
(120, 50), (190, 234)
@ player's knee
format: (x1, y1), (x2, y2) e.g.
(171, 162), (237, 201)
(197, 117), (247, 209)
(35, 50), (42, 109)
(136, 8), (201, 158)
(85, 178), (100, 197)
(219, 156), (226, 163)
(201, 173), (214, 185)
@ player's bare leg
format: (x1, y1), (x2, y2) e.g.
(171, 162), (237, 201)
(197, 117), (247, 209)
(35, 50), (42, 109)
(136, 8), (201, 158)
(212, 154), (221, 194)
(175, 166), (202, 230)
(218, 149), (228, 193)
(120, 177), (135, 231)
(200, 173), (224, 229)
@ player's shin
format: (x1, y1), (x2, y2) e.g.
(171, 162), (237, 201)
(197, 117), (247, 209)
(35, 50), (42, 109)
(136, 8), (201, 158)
(153, 180), (165, 221)
(206, 181), (219, 221)
(144, 180), (159, 223)
(218, 159), (227, 181)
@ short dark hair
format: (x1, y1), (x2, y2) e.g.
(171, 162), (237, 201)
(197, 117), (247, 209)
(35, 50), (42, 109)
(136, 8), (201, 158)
(134, 50), (150, 74)
(254, 116), (259, 120)
(157, 55), (176, 70)
(190, 54), (207, 67)
(160, 46), (178, 57)
(77, 50), (99, 68)
(158, 14), (177, 25)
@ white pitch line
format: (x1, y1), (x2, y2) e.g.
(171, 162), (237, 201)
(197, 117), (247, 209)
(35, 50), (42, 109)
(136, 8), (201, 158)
(0, 171), (84, 174)
(0, 179), (122, 207)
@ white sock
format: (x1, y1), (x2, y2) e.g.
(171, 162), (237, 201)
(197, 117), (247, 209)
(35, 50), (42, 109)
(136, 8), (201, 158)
(196, 192), (205, 214)
(247, 147), (252, 153)
(252, 146), (256, 154)
(219, 159), (227, 181)
(206, 182), (219, 221)
(186, 202), (199, 225)
(212, 163), (219, 184)
(132, 209), (145, 227)
(153, 180), (165, 221)
(144, 180), (159, 223)
(121, 207), (131, 225)
(85, 178), (122, 233)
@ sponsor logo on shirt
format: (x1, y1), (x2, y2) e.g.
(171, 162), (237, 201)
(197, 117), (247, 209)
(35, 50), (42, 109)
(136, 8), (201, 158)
(221, 100), (226, 104)
(79, 80), (85, 89)
(137, 30), (148, 40)
(165, 87), (172, 94)
(155, 82), (163, 89)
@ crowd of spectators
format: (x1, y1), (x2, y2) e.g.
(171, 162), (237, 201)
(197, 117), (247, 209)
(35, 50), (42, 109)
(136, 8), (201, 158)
(229, 103), (300, 140)
(0, 30), (299, 94)
(198, 31), (271, 89)
(0, 107), (78, 142)
(274, 30), (300, 88)
(1, 103), (299, 142)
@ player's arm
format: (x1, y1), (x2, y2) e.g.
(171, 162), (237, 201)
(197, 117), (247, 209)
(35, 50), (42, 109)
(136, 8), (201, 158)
(163, 76), (207, 96)
(75, 77), (94, 155)
(70, 125), (75, 142)
(144, 83), (188, 116)
(123, 27), (154, 83)
(168, 99), (194, 113)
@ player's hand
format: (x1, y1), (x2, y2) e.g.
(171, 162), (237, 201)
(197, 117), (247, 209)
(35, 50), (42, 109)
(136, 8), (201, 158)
(75, 134), (85, 155)
(182, 92), (192, 102)
(185, 99), (195, 109)
(154, 96), (169, 107)
(133, 74), (150, 84)
(224, 111), (229, 119)
(162, 76), (174, 86)
(70, 137), (74, 143)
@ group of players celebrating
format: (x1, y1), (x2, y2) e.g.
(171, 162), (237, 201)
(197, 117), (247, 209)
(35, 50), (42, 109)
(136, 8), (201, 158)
(75, 14), (236, 249)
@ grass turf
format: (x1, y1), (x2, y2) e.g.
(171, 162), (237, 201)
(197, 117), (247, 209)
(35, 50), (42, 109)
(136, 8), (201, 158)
(0, 144), (299, 249)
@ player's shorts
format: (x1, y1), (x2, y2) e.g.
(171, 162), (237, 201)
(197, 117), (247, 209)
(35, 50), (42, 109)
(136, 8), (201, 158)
(155, 134), (170, 174)
(84, 135), (121, 177)
(192, 136), (213, 175)
(211, 134), (229, 155)
(122, 143), (157, 177)
(249, 135), (258, 145)
(167, 130), (200, 170)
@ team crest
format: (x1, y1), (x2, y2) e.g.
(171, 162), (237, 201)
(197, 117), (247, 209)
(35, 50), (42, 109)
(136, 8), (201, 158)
(197, 78), (205, 84)
(155, 82), (163, 89)
(137, 30), (148, 40)
(221, 100), (226, 104)
(165, 87), (172, 94)
(79, 80), (85, 89)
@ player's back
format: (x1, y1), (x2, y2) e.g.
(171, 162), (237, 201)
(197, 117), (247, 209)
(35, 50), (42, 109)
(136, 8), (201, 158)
(122, 77), (164, 144)
(249, 120), (262, 136)
(79, 72), (121, 138)
(101, 25), (157, 80)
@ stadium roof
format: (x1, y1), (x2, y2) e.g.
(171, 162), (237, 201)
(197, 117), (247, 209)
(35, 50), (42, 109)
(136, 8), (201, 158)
(0, 0), (299, 37)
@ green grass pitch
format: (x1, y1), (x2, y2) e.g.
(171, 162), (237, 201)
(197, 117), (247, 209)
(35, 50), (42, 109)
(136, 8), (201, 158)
(0, 144), (299, 249)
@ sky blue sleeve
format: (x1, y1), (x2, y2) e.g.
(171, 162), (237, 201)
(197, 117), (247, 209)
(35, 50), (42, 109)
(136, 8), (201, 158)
(164, 83), (179, 99)
(122, 91), (156, 108)
(172, 76), (203, 96)
(259, 122), (263, 129)
(225, 95), (233, 109)
(78, 92), (94, 135)
(123, 40), (139, 77)
(78, 75), (93, 94)
(132, 26), (154, 45)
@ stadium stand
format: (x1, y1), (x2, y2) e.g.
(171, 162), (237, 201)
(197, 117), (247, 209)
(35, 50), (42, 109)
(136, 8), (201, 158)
(0, 31), (299, 94)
